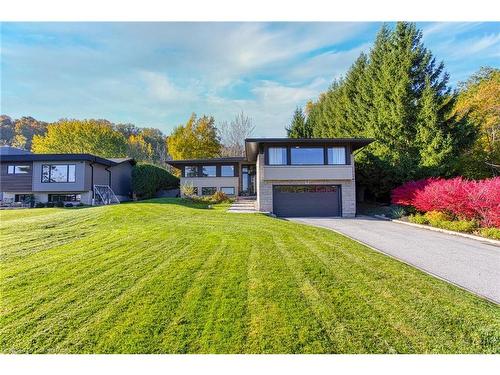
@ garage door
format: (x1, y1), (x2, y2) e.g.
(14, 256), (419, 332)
(273, 185), (341, 217)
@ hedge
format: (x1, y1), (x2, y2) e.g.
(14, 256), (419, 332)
(132, 164), (179, 199)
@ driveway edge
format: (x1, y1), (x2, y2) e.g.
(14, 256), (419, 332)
(290, 218), (499, 305)
(371, 215), (500, 247)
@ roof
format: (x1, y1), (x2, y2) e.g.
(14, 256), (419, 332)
(244, 137), (375, 161)
(166, 156), (246, 167)
(0, 153), (134, 167)
(0, 146), (33, 155)
(107, 158), (137, 166)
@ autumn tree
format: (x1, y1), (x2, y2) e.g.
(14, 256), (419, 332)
(167, 113), (221, 160)
(219, 111), (255, 156)
(127, 134), (154, 161)
(454, 67), (500, 178)
(32, 119), (127, 158)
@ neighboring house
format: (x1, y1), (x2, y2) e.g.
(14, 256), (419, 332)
(167, 138), (373, 217)
(0, 146), (135, 205)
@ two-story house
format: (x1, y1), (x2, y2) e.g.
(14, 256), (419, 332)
(0, 146), (135, 205)
(167, 138), (373, 217)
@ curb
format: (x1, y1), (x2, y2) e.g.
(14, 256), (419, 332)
(372, 215), (500, 247)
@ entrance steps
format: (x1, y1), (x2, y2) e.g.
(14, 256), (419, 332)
(227, 198), (257, 213)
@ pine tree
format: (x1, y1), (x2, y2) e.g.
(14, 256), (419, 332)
(286, 107), (311, 138)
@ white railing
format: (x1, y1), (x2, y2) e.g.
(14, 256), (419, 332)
(93, 185), (120, 205)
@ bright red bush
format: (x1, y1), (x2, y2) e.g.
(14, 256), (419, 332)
(391, 176), (500, 228)
(391, 178), (434, 206)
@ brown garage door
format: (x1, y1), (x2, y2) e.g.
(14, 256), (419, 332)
(272, 185), (341, 217)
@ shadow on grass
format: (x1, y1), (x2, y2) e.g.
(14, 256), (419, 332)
(132, 197), (214, 210)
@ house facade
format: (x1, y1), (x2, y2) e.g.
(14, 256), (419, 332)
(167, 138), (373, 217)
(0, 146), (135, 205)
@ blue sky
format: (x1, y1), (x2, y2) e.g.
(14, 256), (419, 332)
(1, 22), (499, 137)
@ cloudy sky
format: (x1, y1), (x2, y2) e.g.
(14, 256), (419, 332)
(1, 22), (499, 136)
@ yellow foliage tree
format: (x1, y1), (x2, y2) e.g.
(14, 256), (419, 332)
(32, 119), (128, 158)
(167, 113), (221, 160)
(127, 134), (154, 162)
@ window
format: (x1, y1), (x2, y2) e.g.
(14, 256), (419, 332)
(268, 147), (287, 165)
(202, 166), (216, 177)
(185, 166), (198, 177)
(202, 187), (217, 196)
(290, 147), (324, 165)
(48, 194), (81, 202)
(41, 164), (76, 183)
(15, 194), (33, 202)
(221, 165), (234, 177)
(7, 165), (30, 174)
(327, 147), (346, 164)
(221, 187), (235, 195)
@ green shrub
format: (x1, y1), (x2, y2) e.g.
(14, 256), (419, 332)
(35, 202), (45, 208)
(64, 203), (74, 208)
(77, 202), (85, 207)
(387, 205), (406, 219)
(180, 182), (196, 197)
(210, 191), (230, 204)
(46, 202), (55, 208)
(409, 213), (429, 225)
(479, 228), (500, 240)
(424, 211), (453, 225)
(132, 163), (179, 199)
(55, 201), (65, 208)
(436, 220), (478, 233)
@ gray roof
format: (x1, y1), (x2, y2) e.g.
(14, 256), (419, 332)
(0, 146), (33, 155)
(0, 153), (134, 167)
(107, 158), (137, 165)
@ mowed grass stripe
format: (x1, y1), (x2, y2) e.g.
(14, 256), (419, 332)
(1, 199), (499, 353)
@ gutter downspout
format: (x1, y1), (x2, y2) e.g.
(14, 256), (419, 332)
(89, 162), (95, 205)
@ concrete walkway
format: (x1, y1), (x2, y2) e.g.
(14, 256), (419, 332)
(289, 216), (500, 304)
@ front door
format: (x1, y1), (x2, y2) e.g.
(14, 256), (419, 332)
(241, 165), (256, 196)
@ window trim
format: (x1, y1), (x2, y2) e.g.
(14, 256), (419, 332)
(220, 187), (235, 195)
(41, 164), (76, 183)
(265, 145), (349, 166)
(7, 165), (30, 174)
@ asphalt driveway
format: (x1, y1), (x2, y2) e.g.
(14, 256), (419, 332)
(289, 216), (500, 304)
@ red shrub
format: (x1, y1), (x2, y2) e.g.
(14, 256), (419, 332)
(391, 178), (434, 206)
(391, 176), (500, 228)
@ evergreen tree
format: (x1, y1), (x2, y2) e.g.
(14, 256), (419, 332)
(286, 107), (311, 138)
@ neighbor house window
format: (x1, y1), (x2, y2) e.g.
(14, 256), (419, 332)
(268, 147), (287, 165)
(41, 164), (76, 183)
(202, 187), (217, 196)
(290, 147), (324, 165)
(202, 166), (216, 177)
(221, 165), (234, 177)
(220, 187), (235, 195)
(48, 194), (81, 202)
(184, 166), (198, 177)
(327, 147), (346, 164)
(7, 165), (30, 174)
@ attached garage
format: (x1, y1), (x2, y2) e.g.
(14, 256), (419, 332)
(272, 185), (341, 217)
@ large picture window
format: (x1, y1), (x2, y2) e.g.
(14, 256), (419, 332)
(268, 147), (287, 165)
(41, 164), (76, 183)
(7, 165), (30, 174)
(290, 147), (324, 165)
(221, 165), (234, 177)
(184, 166), (198, 177)
(327, 147), (346, 164)
(202, 166), (216, 177)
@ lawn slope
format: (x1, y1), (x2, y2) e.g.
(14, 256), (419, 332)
(0, 199), (499, 353)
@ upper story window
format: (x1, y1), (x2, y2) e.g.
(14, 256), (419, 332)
(221, 165), (234, 177)
(7, 165), (30, 174)
(41, 164), (76, 183)
(185, 166), (198, 177)
(290, 147), (324, 165)
(202, 166), (216, 177)
(268, 147), (287, 165)
(327, 147), (346, 165)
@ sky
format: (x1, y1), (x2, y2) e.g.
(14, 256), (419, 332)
(1, 22), (499, 137)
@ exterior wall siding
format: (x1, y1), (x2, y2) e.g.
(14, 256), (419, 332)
(263, 164), (353, 180)
(32, 161), (86, 192)
(0, 162), (33, 192)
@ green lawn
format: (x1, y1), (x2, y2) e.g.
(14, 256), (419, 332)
(1, 199), (499, 353)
